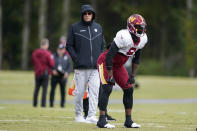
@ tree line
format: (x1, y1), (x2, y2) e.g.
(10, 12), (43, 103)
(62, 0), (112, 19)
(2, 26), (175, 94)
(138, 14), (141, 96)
(0, 0), (196, 77)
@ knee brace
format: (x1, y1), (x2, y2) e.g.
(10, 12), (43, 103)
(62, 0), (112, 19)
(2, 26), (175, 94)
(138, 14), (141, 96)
(98, 84), (113, 111)
(123, 87), (134, 109)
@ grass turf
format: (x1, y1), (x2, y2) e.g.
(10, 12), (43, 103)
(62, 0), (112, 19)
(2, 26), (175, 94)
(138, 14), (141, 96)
(0, 71), (197, 131)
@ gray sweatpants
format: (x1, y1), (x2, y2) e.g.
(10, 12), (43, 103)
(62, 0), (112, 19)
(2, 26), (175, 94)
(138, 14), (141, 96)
(74, 69), (100, 117)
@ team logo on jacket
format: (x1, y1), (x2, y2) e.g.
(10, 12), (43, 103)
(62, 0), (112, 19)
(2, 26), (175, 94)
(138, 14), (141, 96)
(94, 28), (98, 32)
(80, 30), (86, 32)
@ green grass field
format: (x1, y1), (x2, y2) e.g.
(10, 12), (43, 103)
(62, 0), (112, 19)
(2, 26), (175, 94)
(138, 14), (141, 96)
(0, 71), (197, 131)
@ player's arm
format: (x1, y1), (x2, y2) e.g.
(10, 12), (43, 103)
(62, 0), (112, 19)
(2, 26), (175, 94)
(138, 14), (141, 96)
(105, 41), (119, 83)
(128, 49), (142, 84)
(131, 49), (141, 76)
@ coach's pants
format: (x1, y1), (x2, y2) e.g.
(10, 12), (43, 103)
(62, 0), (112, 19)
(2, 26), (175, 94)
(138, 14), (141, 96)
(74, 69), (100, 117)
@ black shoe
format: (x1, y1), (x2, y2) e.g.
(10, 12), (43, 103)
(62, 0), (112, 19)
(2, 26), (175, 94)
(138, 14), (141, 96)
(83, 114), (88, 119)
(106, 114), (116, 121)
(124, 120), (141, 128)
(97, 119), (115, 128)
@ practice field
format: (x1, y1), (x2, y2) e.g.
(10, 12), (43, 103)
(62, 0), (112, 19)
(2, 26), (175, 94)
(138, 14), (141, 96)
(0, 71), (197, 131)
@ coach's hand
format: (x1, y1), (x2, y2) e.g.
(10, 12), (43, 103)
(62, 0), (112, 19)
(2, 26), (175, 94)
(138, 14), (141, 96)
(127, 75), (135, 84)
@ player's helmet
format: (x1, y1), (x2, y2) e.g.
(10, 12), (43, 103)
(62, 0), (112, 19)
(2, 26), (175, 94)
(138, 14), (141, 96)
(127, 14), (146, 37)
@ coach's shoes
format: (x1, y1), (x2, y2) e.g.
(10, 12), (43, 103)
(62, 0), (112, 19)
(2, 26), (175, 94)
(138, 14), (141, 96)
(86, 116), (98, 123)
(124, 120), (141, 128)
(75, 115), (87, 123)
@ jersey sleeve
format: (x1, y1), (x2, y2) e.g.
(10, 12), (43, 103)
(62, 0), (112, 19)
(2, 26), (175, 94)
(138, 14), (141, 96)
(113, 30), (129, 48)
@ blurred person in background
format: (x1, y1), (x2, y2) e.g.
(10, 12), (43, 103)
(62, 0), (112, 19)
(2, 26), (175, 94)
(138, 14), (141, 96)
(50, 44), (72, 108)
(66, 4), (105, 123)
(59, 36), (69, 55)
(32, 38), (54, 107)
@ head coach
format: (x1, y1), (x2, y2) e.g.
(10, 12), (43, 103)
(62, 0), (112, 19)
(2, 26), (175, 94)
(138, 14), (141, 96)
(66, 4), (105, 123)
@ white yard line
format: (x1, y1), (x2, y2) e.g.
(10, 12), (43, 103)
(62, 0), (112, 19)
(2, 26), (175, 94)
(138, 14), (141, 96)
(39, 116), (73, 119)
(176, 112), (187, 115)
(0, 119), (30, 122)
(0, 107), (5, 110)
(155, 125), (166, 128)
(45, 108), (73, 111)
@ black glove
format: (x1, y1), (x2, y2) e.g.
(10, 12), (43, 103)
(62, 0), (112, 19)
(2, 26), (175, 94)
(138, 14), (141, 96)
(107, 77), (115, 85)
(127, 75), (135, 84)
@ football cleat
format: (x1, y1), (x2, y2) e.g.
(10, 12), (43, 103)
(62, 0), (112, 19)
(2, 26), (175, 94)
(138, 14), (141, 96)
(97, 121), (115, 128)
(104, 123), (115, 128)
(124, 120), (141, 128)
(106, 114), (116, 121)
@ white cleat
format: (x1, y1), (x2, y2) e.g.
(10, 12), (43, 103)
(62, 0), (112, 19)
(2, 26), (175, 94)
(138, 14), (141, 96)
(75, 116), (87, 123)
(124, 122), (141, 128)
(131, 122), (141, 128)
(104, 123), (115, 128)
(86, 116), (98, 123)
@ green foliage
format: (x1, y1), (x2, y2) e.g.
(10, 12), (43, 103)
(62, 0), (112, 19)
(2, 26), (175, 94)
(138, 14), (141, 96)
(184, 11), (197, 76)
(1, 0), (197, 76)
(138, 59), (188, 76)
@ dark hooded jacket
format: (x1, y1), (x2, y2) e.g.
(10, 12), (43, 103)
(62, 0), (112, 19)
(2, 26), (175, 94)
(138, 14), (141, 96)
(66, 5), (105, 69)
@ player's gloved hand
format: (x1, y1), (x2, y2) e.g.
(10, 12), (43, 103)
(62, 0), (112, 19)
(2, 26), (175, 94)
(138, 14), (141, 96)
(106, 70), (115, 85)
(127, 75), (135, 84)
(107, 77), (115, 85)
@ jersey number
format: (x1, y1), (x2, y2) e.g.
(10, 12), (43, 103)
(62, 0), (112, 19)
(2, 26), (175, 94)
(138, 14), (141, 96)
(126, 48), (136, 55)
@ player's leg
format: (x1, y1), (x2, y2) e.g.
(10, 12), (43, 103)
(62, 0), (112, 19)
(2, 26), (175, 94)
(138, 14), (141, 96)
(97, 84), (114, 127)
(74, 70), (87, 122)
(98, 84), (116, 121)
(114, 66), (141, 128)
(123, 87), (141, 128)
(97, 63), (115, 128)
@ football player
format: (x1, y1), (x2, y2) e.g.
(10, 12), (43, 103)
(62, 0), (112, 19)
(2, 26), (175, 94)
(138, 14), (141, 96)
(97, 14), (148, 128)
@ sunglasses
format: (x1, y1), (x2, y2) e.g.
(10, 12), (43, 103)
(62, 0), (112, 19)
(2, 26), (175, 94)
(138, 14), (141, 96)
(83, 12), (92, 16)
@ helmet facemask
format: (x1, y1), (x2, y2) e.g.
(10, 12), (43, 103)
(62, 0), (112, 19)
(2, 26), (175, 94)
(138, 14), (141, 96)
(134, 25), (146, 37)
